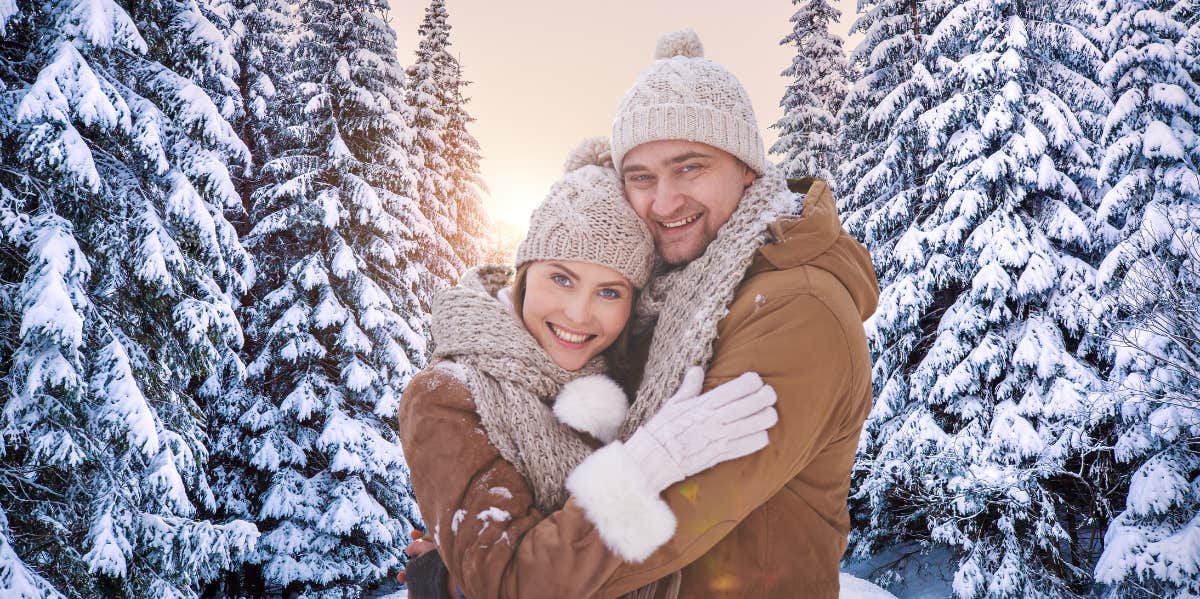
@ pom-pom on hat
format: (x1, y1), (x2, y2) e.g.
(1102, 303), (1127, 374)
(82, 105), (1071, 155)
(515, 137), (655, 289)
(611, 28), (766, 176)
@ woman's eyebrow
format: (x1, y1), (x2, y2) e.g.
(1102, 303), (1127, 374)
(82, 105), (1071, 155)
(597, 280), (631, 291)
(547, 262), (579, 279)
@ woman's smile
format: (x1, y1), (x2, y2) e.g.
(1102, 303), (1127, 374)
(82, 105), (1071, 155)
(546, 322), (597, 347)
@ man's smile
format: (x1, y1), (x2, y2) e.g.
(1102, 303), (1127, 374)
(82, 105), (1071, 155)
(658, 213), (702, 229)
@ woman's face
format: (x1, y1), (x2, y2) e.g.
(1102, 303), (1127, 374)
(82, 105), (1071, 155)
(521, 260), (634, 371)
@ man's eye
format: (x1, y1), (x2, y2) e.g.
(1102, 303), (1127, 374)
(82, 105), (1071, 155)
(680, 163), (701, 173)
(628, 174), (653, 183)
(599, 288), (621, 300)
(551, 274), (571, 287)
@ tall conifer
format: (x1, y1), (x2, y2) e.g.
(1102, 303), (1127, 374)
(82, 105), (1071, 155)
(847, 0), (1113, 595)
(1091, 0), (1200, 594)
(0, 1), (258, 595)
(772, 0), (850, 186)
(225, 0), (426, 592)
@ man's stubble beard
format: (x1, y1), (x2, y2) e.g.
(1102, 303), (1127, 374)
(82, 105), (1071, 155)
(656, 226), (717, 267)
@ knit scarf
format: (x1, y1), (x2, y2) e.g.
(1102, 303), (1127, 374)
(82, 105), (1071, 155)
(619, 165), (794, 438)
(430, 265), (604, 512)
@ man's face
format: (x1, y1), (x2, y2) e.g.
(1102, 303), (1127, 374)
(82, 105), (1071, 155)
(619, 140), (756, 265)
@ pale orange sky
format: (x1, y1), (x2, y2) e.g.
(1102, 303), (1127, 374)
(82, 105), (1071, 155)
(388, 0), (859, 231)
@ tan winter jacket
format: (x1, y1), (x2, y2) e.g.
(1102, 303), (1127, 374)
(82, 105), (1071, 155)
(398, 178), (878, 598)
(598, 178), (879, 598)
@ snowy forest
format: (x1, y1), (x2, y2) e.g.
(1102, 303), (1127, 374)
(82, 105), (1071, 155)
(0, 0), (1197, 597)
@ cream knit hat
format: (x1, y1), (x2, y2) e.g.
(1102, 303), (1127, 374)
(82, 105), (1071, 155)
(515, 137), (655, 288)
(610, 29), (766, 175)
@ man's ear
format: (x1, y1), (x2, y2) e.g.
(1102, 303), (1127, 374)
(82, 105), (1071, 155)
(742, 164), (757, 188)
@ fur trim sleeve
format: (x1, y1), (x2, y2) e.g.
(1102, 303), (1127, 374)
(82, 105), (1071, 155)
(565, 441), (676, 563)
(553, 374), (629, 443)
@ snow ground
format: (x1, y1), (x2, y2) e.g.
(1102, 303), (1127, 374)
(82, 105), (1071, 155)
(372, 572), (896, 598)
(840, 572), (899, 598)
(842, 544), (957, 598)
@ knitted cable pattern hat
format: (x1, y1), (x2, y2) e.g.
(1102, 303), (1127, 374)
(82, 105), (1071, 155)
(610, 28), (766, 176)
(515, 137), (655, 288)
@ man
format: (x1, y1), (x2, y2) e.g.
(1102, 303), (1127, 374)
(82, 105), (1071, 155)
(588, 28), (879, 597)
(400, 28), (878, 598)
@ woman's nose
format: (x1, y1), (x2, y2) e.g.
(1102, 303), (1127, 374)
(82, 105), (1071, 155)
(563, 292), (591, 325)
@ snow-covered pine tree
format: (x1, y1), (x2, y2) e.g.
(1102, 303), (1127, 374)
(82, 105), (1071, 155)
(441, 60), (489, 270)
(1091, 0), (1200, 595)
(837, 0), (941, 575)
(771, 0), (850, 187)
(0, 1), (258, 596)
(201, 1), (295, 594)
(223, 0), (427, 593)
(848, 0), (1115, 595)
(227, 0), (293, 213)
(0, 504), (63, 599)
(1178, 2), (1200, 86)
(406, 0), (469, 295)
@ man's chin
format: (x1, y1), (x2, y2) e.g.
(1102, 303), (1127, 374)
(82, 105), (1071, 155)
(657, 239), (706, 266)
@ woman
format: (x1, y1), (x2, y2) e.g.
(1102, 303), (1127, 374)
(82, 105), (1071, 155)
(398, 138), (778, 599)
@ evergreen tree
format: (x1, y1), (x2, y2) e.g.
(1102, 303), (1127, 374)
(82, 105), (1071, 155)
(223, 0), (427, 593)
(0, 1), (257, 596)
(771, 0), (850, 187)
(202, 0), (295, 593)
(227, 0), (293, 213)
(848, 0), (1114, 595)
(406, 0), (481, 294)
(838, 0), (939, 574)
(0, 505), (63, 598)
(441, 60), (489, 270)
(1091, 0), (1200, 595)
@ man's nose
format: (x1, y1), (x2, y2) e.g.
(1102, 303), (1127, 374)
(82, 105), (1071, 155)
(652, 178), (686, 217)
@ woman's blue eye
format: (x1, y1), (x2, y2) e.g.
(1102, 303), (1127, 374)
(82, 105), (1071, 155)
(599, 288), (621, 300)
(551, 273), (571, 287)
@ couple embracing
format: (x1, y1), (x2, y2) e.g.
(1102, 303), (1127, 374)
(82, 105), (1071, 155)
(398, 29), (879, 599)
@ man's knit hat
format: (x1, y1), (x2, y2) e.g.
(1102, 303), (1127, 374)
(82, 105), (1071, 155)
(515, 137), (655, 288)
(610, 29), (766, 176)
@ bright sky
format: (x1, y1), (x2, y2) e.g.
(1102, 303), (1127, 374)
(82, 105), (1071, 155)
(388, 0), (859, 232)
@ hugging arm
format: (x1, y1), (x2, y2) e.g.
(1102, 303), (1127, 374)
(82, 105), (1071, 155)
(592, 291), (864, 597)
(397, 366), (776, 599)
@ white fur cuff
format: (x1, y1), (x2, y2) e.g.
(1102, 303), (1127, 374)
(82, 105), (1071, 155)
(566, 441), (676, 562)
(554, 375), (628, 443)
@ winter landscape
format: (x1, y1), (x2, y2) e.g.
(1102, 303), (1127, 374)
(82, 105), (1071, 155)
(1, 0), (1198, 597)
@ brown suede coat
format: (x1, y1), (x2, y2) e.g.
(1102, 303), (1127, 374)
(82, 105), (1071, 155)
(398, 179), (878, 599)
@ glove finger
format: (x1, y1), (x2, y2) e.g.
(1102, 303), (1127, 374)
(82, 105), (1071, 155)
(720, 430), (771, 461)
(722, 407), (779, 439)
(710, 384), (777, 422)
(672, 366), (706, 401)
(697, 371), (764, 408)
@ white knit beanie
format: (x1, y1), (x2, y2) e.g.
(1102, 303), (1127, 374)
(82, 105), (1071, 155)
(515, 138), (656, 288)
(610, 29), (766, 176)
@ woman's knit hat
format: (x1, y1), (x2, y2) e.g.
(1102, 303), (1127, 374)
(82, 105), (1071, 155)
(610, 29), (766, 176)
(515, 137), (655, 288)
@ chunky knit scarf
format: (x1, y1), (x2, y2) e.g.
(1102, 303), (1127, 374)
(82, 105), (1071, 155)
(430, 265), (603, 512)
(619, 165), (795, 438)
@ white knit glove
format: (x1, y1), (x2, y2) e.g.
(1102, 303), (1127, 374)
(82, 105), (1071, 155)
(624, 367), (778, 493)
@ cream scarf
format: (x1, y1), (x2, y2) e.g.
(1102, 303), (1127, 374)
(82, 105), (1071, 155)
(430, 265), (603, 512)
(613, 166), (793, 599)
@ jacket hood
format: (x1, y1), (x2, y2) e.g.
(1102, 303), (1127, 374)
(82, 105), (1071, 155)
(749, 178), (879, 321)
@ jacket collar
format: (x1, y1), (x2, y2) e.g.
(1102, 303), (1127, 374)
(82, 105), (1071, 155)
(749, 178), (880, 321)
